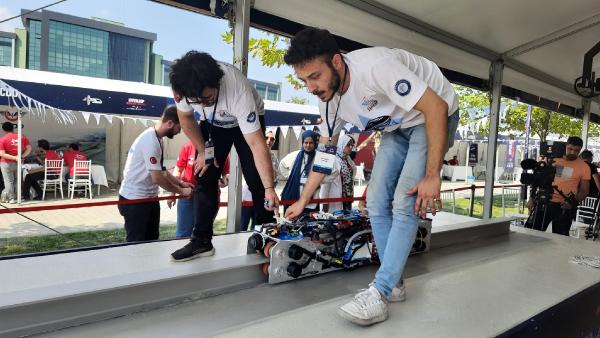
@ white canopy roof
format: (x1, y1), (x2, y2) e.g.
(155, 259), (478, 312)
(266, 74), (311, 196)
(253, 0), (600, 114)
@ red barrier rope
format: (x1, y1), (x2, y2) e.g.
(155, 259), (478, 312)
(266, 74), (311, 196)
(0, 195), (366, 215)
(0, 184), (523, 215)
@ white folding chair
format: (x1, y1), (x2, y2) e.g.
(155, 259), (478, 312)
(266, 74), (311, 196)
(575, 197), (597, 224)
(68, 160), (93, 199)
(42, 159), (64, 200)
(440, 189), (456, 213)
(502, 187), (521, 216)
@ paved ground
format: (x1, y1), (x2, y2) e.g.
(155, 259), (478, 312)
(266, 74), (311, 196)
(0, 179), (518, 239)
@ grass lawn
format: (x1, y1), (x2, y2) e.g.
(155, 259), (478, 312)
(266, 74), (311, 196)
(441, 195), (524, 218)
(0, 219), (226, 257)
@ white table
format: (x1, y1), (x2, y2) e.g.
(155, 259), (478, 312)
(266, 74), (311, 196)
(442, 165), (473, 182)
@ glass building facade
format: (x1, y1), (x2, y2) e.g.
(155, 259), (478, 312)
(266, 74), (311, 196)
(251, 80), (281, 101)
(22, 10), (155, 82)
(48, 21), (109, 78)
(0, 37), (12, 66)
(27, 20), (42, 70)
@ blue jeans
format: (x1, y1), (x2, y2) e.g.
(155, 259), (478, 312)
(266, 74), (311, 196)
(367, 111), (459, 298)
(176, 198), (195, 238)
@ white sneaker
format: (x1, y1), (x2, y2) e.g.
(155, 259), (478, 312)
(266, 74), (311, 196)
(368, 280), (406, 302)
(338, 286), (388, 325)
(8, 199), (16, 204)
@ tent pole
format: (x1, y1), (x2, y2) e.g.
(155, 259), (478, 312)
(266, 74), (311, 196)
(226, 0), (251, 233)
(483, 60), (504, 219)
(17, 109), (22, 204)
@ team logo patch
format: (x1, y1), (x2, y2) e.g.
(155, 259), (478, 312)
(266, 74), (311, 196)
(149, 157), (158, 164)
(364, 116), (392, 131)
(247, 111), (257, 123)
(361, 97), (378, 111)
(394, 79), (411, 96)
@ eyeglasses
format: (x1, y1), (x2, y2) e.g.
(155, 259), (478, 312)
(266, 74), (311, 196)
(185, 95), (214, 106)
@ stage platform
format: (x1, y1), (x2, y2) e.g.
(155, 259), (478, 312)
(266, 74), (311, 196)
(1, 214), (599, 337)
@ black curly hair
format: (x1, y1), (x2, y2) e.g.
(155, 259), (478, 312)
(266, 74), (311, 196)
(284, 27), (340, 66)
(169, 51), (224, 99)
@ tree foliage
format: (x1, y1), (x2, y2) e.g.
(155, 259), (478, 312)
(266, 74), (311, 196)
(455, 85), (598, 142)
(222, 31), (304, 90)
(286, 96), (309, 105)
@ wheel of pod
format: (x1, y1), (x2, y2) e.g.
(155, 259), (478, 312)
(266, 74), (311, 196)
(263, 241), (276, 258)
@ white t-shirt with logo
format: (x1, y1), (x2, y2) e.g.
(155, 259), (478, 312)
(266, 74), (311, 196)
(119, 128), (164, 199)
(174, 62), (264, 135)
(319, 47), (459, 137)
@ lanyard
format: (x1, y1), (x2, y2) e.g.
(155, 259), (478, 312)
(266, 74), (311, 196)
(154, 129), (165, 170)
(325, 61), (348, 144)
(201, 88), (220, 142)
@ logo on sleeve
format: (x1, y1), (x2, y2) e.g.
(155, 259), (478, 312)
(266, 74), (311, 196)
(394, 79), (411, 96)
(149, 157), (158, 164)
(173, 91), (181, 103)
(247, 111), (257, 123)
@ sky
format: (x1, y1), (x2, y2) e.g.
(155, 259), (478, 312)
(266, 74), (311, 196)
(0, 0), (317, 104)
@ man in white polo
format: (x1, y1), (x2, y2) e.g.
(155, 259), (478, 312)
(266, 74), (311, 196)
(119, 105), (193, 242)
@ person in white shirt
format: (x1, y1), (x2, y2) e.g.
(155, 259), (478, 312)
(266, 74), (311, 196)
(169, 51), (280, 261)
(118, 105), (193, 242)
(320, 133), (356, 212)
(283, 27), (459, 325)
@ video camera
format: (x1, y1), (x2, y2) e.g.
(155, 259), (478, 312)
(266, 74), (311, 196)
(520, 141), (566, 192)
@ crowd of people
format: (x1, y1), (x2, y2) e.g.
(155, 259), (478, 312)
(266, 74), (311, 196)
(0, 121), (88, 203)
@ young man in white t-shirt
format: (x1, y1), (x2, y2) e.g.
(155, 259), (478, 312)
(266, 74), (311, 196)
(169, 51), (280, 261)
(283, 27), (459, 325)
(118, 105), (193, 242)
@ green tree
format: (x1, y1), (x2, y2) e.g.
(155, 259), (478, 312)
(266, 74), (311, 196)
(222, 31), (304, 90)
(454, 85), (599, 142)
(286, 96), (309, 105)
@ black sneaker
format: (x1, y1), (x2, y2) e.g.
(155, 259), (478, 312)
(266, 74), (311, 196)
(171, 239), (215, 262)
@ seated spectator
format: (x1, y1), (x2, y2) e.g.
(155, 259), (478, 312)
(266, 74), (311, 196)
(448, 155), (459, 166)
(22, 139), (61, 200)
(63, 143), (87, 179)
(320, 134), (356, 212)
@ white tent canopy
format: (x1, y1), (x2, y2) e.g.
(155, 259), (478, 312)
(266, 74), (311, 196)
(250, 0), (600, 113)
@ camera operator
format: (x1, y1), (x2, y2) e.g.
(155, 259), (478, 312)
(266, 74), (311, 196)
(526, 136), (590, 236)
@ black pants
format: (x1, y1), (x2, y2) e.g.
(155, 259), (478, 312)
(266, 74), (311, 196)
(526, 201), (575, 236)
(192, 117), (274, 241)
(118, 195), (160, 242)
(23, 171), (44, 198)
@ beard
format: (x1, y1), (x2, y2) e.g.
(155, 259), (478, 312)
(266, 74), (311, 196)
(312, 63), (341, 102)
(165, 127), (176, 139)
(566, 154), (578, 161)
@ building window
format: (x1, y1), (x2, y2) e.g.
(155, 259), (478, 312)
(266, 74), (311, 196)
(254, 83), (267, 100)
(48, 20), (109, 78)
(162, 63), (171, 86)
(27, 20), (42, 70)
(267, 87), (278, 101)
(0, 37), (12, 66)
(108, 34), (146, 82)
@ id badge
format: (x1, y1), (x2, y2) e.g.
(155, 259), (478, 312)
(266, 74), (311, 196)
(300, 175), (308, 185)
(205, 140), (215, 165)
(313, 144), (336, 175)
